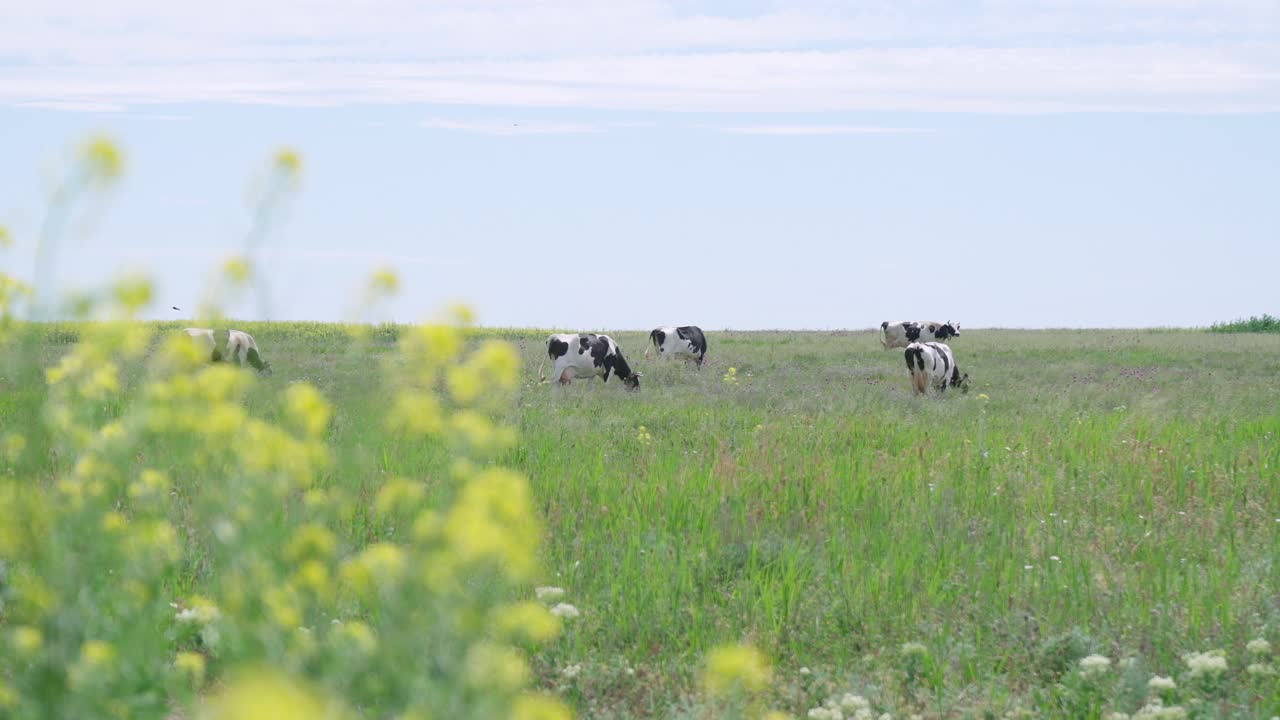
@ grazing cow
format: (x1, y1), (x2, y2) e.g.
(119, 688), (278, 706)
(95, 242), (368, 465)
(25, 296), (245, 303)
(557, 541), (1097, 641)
(880, 320), (960, 349)
(904, 342), (968, 395)
(185, 328), (272, 375)
(540, 333), (641, 390)
(646, 325), (708, 367)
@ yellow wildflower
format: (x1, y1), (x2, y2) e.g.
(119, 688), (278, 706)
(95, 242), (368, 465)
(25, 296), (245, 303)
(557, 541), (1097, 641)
(175, 652), (207, 684)
(511, 693), (573, 720)
(197, 667), (349, 720)
(703, 644), (772, 696)
(464, 642), (529, 691)
(493, 601), (562, 644)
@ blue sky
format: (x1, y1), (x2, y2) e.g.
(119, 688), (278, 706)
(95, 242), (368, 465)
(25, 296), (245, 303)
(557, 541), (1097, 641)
(1, 0), (1277, 329)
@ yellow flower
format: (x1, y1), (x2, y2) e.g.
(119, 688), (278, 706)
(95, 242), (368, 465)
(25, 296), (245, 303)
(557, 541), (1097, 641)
(463, 642), (529, 691)
(222, 257), (252, 286)
(197, 667), (348, 720)
(82, 135), (124, 184)
(703, 644), (771, 696)
(3, 433), (26, 462)
(0, 224), (10, 248)
(341, 543), (407, 597)
(10, 626), (43, 655)
(336, 621), (378, 655)
(978, 393), (990, 400)
(286, 524), (338, 562)
(387, 392), (445, 437)
(374, 478), (426, 518)
(493, 601), (562, 644)
(285, 383), (332, 438)
(510, 693), (573, 720)
(111, 274), (153, 313)
(81, 640), (117, 667)
(175, 652), (207, 684)
(275, 147), (303, 175)
(368, 268), (399, 295)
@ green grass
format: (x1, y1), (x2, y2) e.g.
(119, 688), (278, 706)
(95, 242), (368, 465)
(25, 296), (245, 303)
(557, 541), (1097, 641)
(4, 325), (1280, 718)
(1209, 314), (1280, 333)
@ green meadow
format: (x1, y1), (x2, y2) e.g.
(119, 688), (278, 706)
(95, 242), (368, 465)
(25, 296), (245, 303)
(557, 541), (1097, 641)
(4, 322), (1278, 718)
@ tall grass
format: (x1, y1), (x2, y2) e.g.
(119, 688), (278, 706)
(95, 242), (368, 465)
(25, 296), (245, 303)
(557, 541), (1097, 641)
(1209, 314), (1280, 333)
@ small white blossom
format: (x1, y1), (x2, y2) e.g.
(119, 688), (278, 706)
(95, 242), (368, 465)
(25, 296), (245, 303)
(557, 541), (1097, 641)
(840, 693), (870, 713)
(1079, 654), (1111, 677)
(799, 667), (811, 675)
(900, 642), (928, 659)
(1106, 714), (1131, 720)
(175, 604), (220, 625)
(1246, 638), (1272, 656)
(561, 663), (581, 679)
(808, 708), (843, 720)
(1133, 699), (1187, 720)
(1148, 675), (1176, 692)
(1182, 650), (1227, 679)
(1246, 663), (1275, 677)
(550, 603), (580, 619)
(535, 586), (566, 601)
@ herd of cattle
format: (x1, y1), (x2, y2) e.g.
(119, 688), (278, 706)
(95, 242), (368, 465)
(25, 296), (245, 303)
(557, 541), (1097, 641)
(185, 320), (970, 395)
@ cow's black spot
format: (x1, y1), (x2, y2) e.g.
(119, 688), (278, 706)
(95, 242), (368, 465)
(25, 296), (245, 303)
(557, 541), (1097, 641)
(881, 321), (889, 331)
(579, 334), (595, 354)
(547, 338), (569, 360)
(904, 322), (921, 342)
(650, 329), (666, 349)
(905, 346), (924, 372)
(588, 336), (610, 368)
(676, 325), (708, 362)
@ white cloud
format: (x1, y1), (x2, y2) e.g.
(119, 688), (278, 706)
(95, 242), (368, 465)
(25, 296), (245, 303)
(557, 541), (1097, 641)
(720, 125), (930, 135)
(2, 0), (1277, 113)
(17, 100), (125, 112)
(421, 117), (604, 135)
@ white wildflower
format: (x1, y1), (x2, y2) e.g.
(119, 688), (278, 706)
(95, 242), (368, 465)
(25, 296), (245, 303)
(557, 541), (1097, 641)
(535, 586), (565, 601)
(900, 642), (928, 659)
(1246, 663), (1275, 677)
(1182, 650), (1227, 679)
(550, 603), (580, 619)
(808, 708), (843, 720)
(175, 604), (221, 625)
(799, 666), (811, 675)
(1133, 699), (1187, 720)
(1246, 638), (1272, 656)
(1079, 654), (1111, 677)
(840, 693), (870, 712)
(1106, 714), (1130, 720)
(1148, 675), (1176, 692)
(561, 663), (581, 679)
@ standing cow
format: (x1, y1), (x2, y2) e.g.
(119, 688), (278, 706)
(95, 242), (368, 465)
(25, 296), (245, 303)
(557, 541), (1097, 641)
(540, 333), (641, 390)
(880, 320), (960, 349)
(646, 325), (708, 367)
(185, 328), (273, 375)
(904, 341), (968, 395)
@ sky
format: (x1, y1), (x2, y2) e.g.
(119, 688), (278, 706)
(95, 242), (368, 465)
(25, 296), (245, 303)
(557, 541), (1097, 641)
(0, 0), (1277, 330)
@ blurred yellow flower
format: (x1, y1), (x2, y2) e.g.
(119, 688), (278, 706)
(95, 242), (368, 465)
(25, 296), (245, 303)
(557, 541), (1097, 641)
(703, 644), (771, 696)
(368, 268), (399, 295)
(511, 693), (573, 720)
(197, 668), (349, 720)
(10, 626), (43, 655)
(82, 135), (124, 184)
(493, 601), (562, 644)
(464, 642), (529, 691)
(175, 652), (207, 684)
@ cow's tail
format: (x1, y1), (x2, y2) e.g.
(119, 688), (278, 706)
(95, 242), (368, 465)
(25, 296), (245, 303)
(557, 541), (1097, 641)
(879, 321), (889, 348)
(537, 359), (547, 383)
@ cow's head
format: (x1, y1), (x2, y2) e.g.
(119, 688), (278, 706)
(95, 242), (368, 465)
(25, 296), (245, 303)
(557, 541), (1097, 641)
(955, 372), (970, 393)
(623, 372), (642, 391)
(939, 322), (960, 339)
(258, 361), (273, 377)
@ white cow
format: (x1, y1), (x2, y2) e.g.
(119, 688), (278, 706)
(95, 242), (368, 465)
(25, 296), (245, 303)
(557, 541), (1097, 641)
(185, 328), (272, 375)
(539, 333), (641, 390)
(904, 341), (968, 395)
(645, 325), (708, 367)
(880, 320), (959, 349)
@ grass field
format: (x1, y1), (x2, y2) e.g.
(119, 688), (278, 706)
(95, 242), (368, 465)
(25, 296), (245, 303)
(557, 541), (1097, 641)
(3, 323), (1280, 719)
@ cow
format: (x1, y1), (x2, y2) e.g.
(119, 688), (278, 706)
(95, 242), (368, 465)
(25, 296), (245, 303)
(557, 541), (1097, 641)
(904, 341), (968, 395)
(645, 325), (708, 367)
(185, 328), (273, 375)
(880, 320), (960, 349)
(539, 333), (641, 390)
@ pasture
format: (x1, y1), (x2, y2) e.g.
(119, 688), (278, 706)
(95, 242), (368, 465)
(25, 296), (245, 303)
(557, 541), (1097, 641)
(3, 323), (1279, 718)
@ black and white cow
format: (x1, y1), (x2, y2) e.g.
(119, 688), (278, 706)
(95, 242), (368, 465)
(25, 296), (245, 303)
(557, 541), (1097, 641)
(646, 325), (708, 367)
(186, 328), (273, 375)
(880, 320), (960, 349)
(541, 333), (641, 390)
(904, 341), (968, 395)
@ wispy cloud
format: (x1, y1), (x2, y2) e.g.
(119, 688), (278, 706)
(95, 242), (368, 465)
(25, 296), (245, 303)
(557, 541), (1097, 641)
(421, 117), (603, 135)
(2, 1), (1278, 114)
(17, 100), (125, 112)
(720, 125), (931, 135)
